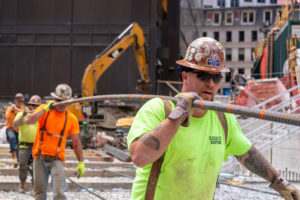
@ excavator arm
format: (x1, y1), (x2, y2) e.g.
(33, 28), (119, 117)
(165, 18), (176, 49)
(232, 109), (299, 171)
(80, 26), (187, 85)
(81, 22), (151, 97)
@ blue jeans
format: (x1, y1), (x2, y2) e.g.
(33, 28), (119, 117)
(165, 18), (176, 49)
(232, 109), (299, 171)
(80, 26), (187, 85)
(6, 129), (18, 153)
(18, 148), (33, 183)
(33, 158), (66, 200)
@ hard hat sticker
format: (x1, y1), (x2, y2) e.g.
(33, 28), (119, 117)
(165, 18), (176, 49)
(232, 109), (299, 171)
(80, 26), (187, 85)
(186, 47), (196, 61)
(195, 53), (202, 61)
(207, 54), (220, 67)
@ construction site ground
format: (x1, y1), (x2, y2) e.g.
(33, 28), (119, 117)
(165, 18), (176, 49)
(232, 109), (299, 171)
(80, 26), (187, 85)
(1, 101), (300, 199)
(0, 143), (291, 200)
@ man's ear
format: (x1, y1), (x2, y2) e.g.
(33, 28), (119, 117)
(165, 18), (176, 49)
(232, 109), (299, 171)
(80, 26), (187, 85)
(181, 71), (188, 82)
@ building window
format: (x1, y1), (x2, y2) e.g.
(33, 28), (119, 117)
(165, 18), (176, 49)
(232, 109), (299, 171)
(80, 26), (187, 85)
(214, 32), (219, 41)
(225, 68), (233, 82)
(218, 0), (225, 7)
(242, 12), (248, 23)
(238, 48), (244, 61)
(234, 11), (239, 19)
(263, 10), (272, 24)
(270, 0), (277, 3)
(239, 31), (244, 42)
(245, 0), (252, 2)
(251, 30), (257, 41)
(226, 48), (232, 61)
(206, 12), (212, 21)
(213, 12), (221, 25)
(251, 48), (255, 61)
(238, 68), (245, 74)
(249, 12), (254, 22)
(226, 31), (232, 42)
(225, 12), (233, 25)
(258, 0), (265, 2)
(202, 32), (207, 37)
(241, 11), (255, 24)
(231, 0), (239, 7)
(204, 5), (213, 8)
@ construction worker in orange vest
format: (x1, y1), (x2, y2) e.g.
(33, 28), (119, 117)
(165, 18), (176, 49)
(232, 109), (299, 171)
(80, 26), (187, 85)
(13, 95), (42, 193)
(26, 84), (85, 200)
(5, 93), (29, 168)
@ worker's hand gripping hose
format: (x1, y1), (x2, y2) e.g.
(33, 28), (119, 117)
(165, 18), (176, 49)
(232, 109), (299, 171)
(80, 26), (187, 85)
(43, 101), (54, 112)
(168, 92), (201, 127)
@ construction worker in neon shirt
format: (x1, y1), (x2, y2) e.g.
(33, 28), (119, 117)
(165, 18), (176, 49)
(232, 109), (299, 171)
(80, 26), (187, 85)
(13, 95), (42, 193)
(5, 93), (29, 168)
(26, 83), (85, 200)
(127, 37), (300, 200)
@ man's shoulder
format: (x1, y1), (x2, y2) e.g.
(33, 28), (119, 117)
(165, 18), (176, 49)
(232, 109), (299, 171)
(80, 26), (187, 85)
(6, 105), (13, 111)
(135, 98), (166, 121)
(36, 104), (46, 112)
(67, 110), (79, 123)
(15, 112), (23, 118)
(144, 97), (165, 107)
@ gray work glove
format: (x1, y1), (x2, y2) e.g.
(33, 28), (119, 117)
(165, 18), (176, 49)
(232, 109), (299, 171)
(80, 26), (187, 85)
(270, 176), (300, 200)
(168, 92), (201, 127)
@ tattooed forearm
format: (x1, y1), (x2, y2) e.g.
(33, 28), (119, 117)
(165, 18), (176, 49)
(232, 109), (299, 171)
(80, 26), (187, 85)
(235, 146), (277, 182)
(154, 123), (162, 132)
(140, 133), (160, 151)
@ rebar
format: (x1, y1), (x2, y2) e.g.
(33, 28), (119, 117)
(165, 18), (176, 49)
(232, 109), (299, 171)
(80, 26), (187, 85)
(53, 94), (300, 126)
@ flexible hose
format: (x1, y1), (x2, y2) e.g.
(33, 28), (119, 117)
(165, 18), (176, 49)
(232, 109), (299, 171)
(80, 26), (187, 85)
(53, 94), (300, 126)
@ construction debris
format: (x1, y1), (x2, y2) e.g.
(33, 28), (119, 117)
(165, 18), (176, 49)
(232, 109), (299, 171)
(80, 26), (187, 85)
(103, 145), (131, 162)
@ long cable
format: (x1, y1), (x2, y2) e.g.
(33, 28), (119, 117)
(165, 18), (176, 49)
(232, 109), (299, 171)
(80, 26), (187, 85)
(219, 181), (280, 197)
(66, 176), (106, 200)
(53, 94), (300, 126)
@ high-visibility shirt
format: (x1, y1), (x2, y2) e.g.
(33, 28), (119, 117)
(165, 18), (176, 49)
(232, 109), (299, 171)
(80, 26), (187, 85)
(5, 105), (29, 132)
(14, 112), (38, 148)
(127, 98), (252, 200)
(32, 104), (80, 163)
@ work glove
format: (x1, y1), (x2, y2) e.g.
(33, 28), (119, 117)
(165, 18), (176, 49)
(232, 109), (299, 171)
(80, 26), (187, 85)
(270, 176), (300, 200)
(75, 161), (85, 178)
(43, 101), (54, 112)
(168, 92), (201, 127)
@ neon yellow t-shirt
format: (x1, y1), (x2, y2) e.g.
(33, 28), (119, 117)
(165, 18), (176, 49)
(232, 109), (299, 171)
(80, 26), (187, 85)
(15, 112), (38, 149)
(127, 98), (252, 200)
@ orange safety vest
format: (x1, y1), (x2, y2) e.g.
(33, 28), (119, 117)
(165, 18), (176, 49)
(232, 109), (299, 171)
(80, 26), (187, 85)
(32, 105), (80, 163)
(5, 105), (29, 132)
(35, 111), (68, 161)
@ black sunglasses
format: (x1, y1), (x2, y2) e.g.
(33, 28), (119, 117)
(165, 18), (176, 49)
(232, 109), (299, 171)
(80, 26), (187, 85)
(191, 71), (223, 83)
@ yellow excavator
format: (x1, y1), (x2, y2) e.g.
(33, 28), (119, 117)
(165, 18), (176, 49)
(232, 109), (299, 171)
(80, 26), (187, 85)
(68, 22), (151, 120)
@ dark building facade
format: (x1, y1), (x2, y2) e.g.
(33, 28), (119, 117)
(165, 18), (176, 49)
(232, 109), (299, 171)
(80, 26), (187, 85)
(0, 0), (180, 98)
